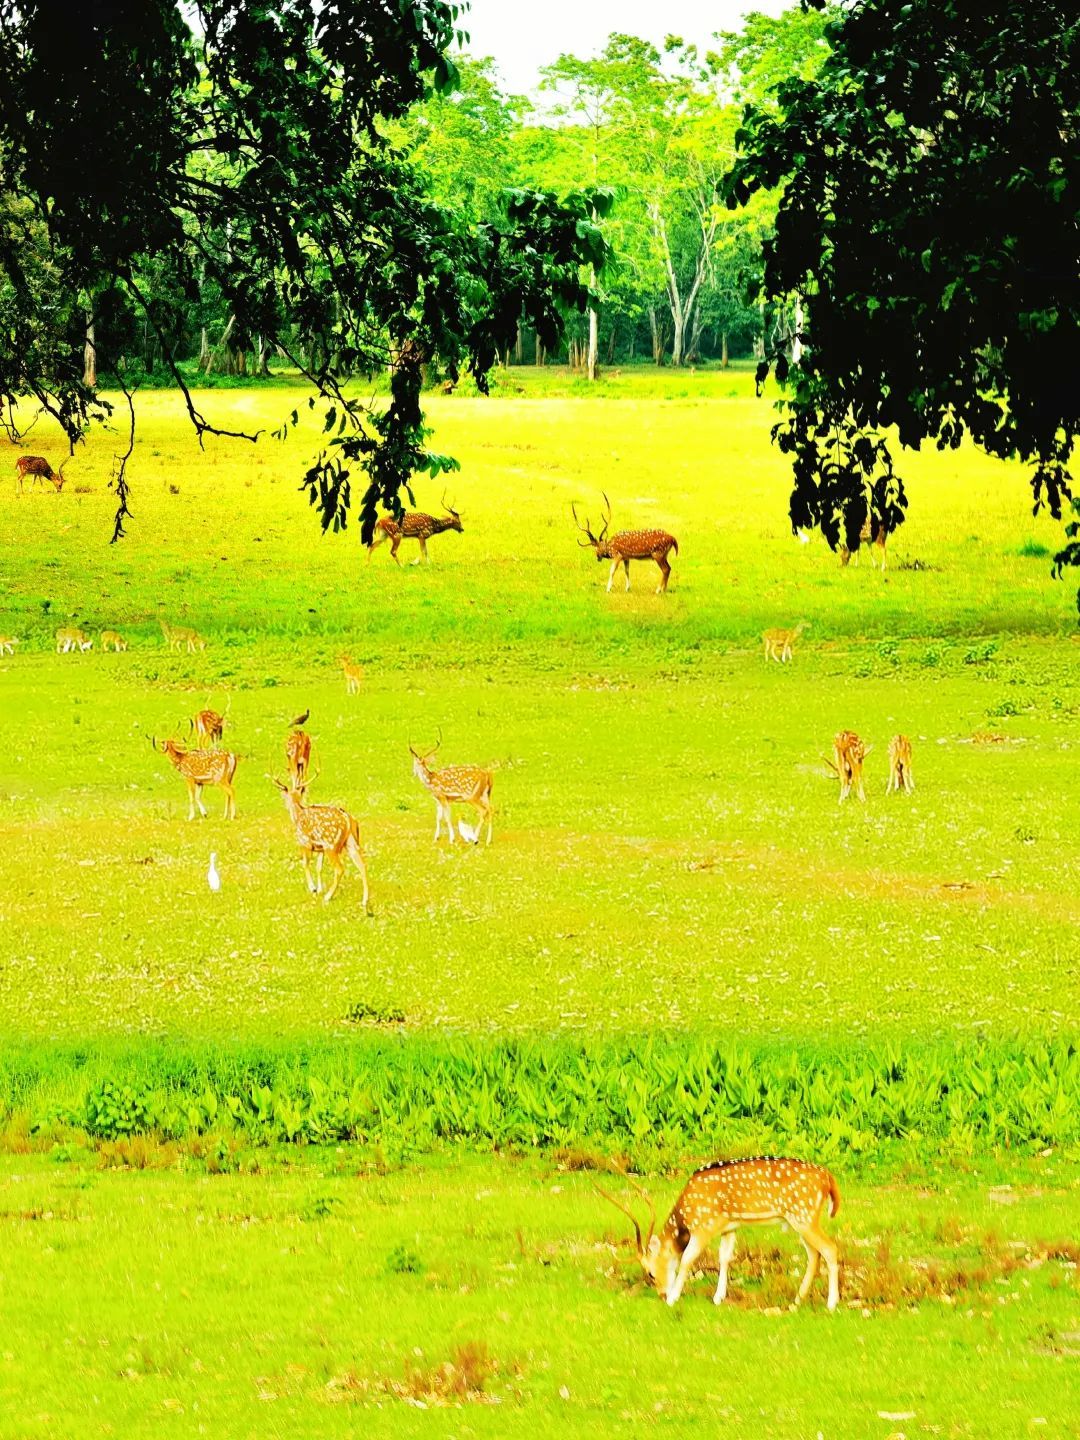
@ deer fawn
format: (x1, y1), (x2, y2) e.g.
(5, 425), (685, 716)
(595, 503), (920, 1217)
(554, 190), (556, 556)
(598, 1157), (840, 1312)
(99, 630), (128, 652)
(367, 492), (463, 564)
(886, 734), (914, 795)
(0, 637), (19, 656)
(285, 728), (312, 787)
(188, 705), (227, 748)
(573, 493), (678, 594)
(160, 620), (206, 653)
(827, 730), (870, 803)
(340, 656), (363, 695)
(152, 736), (238, 819)
(410, 733), (494, 845)
(56, 626), (92, 653)
(762, 621), (808, 663)
(271, 774), (370, 908)
(15, 455), (68, 495)
(840, 514), (888, 570)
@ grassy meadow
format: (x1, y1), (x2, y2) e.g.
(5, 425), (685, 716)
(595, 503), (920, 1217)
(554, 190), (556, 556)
(1, 367), (1078, 1436)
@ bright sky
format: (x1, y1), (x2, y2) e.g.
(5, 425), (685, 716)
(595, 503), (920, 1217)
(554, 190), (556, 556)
(459, 0), (791, 95)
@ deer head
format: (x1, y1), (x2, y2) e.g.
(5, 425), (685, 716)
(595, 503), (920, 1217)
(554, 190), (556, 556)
(440, 490), (463, 532)
(595, 1181), (662, 1287)
(572, 492), (612, 559)
(54, 459), (69, 492)
(408, 727), (442, 779)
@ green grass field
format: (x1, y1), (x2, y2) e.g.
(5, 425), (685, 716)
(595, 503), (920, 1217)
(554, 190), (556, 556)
(1, 369), (1078, 1436)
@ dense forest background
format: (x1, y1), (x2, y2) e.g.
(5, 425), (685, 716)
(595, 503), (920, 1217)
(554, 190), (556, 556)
(66, 9), (829, 385)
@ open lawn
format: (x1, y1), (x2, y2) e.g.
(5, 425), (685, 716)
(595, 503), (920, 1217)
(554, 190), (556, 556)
(1, 369), (1077, 1436)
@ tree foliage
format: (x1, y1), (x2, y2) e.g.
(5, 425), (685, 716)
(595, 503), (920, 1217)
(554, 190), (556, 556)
(0, 1), (609, 539)
(725, 0), (1080, 574)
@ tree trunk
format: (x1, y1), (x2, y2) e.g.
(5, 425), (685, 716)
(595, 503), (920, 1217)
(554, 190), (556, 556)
(792, 294), (805, 365)
(257, 336), (270, 377)
(198, 326), (209, 369)
(721, 331), (729, 369)
(648, 307), (664, 366)
(83, 309), (97, 388)
(534, 333), (545, 367)
(587, 304), (599, 381)
(204, 315), (235, 375)
(514, 320), (524, 365)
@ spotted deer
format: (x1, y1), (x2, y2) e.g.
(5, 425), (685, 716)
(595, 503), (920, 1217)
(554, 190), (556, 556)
(271, 775), (370, 908)
(188, 705), (227, 748)
(886, 734), (914, 795)
(410, 733), (494, 845)
(573, 494), (678, 594)
(597, 1157), (840, 1312)
(367, 492), (463, 564)
(152, 736), (238, 819)
(160, 620), (206, 653)
(15, 455), (68, 495)
(762, 621), (808, 663)
(340, 656), (363, 695)
(100, 630), (128, 652)
(0, 636), (19, 655)
(285, 728), (312, 787)
(56, 626), (92, 653)
(840, 514), (888, 570)
(826, 730), (870, 803)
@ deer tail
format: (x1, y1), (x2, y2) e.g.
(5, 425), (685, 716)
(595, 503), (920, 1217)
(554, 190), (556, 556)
(671, 537), (679, 555)
(827, 1171), (840, 1218)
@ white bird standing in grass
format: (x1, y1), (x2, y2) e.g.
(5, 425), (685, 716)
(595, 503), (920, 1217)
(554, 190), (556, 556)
(207, 852), (221, 892)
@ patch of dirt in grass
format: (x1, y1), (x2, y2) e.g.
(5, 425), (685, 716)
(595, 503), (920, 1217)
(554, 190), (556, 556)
(325, 1341), (517, 1408)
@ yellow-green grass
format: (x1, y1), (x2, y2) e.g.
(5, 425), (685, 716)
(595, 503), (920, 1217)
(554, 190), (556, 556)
(1, 1146), (1077, 1439)
(0, 375), (1077, 1040)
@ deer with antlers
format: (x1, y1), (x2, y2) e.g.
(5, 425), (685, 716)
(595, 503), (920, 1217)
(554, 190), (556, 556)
(573, 493), (678, 594)
(410, 732), (494, 845)
(825, 730), (870, 803)
(270, 771), (370, 908)
(15, 455), (68, 495)
(152, 736), (238, 820)
(160, 620), (206, 653)
(55, 626), (92, 653)
(886, 734), (914, 795)
(762, 621), (808, 663)
(597, 1157), (841, 1312)
(366, 492), (463, 564)
(285, 727), (312, 787)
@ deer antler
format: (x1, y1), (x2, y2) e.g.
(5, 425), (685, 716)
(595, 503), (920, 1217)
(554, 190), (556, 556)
(594, 1184), (645, 1254)
(599, 491), (612, 542)
(624, 1176), (656, 1244)
(441, 489), (460, 518)
(572, 502), (597, 547)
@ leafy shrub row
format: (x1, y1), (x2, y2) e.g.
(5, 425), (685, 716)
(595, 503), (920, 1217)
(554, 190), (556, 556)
(2, 1036), (1076, 1154)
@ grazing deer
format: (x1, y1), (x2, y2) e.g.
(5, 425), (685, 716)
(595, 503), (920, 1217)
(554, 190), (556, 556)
(271, 774), (370, 908)
(285, 727), (312, 787)
(840, 514), (888, 570)
(597, 1157), (840, 1312)
(152, 736), (238, 819)
(0, 636), (18, 656)
(100, 630), (128, 652)
(366, 492), (463, 564)
(15, 455), (68, 495)
(188, 704), (227, 748)
(762, 621), (808, 663)
(573, 494), (678, 594)
(410, 733), (494, 845)
(160, 620), (206, 653)
(826, 730), (870, 803)
(340, 656), (363, 695)
(886, 734), (914, 795)
(56, 626), (92, 653)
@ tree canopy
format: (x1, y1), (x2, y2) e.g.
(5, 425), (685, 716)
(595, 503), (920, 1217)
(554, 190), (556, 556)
(0, 1), (609, 539)
(725, 0), (1080, 580)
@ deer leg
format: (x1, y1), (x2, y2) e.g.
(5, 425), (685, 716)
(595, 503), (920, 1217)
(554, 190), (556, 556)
(412, 536), (427, 566)
(300, 850), (317, 894)
(483, 794), (493, 846)
(800, 1220), (839, 1311)
(623, 558), (631, 592)
(655, 555), (670, 594)
(714, 1232), (737, 1305)
(389, 534), (402, 564)
(856, 770), (866, 803)
(322, 849), (344, 904)
(666, 1233), (705, 1306)
(446, 803), (456, 843)
(346, 835), (370, 913)
(606, 559), (618, 593)
(794, 1232), (821, 1305)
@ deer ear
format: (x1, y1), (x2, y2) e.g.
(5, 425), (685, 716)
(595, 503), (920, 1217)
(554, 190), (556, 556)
(647, 1234), (661, 1257)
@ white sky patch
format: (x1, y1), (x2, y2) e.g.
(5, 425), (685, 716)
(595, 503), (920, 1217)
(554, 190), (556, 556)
(458, 0), (792, 96)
